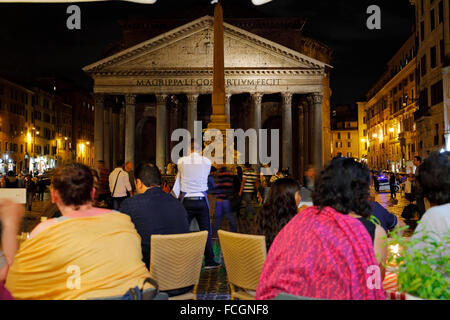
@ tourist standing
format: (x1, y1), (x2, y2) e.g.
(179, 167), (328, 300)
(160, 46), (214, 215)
(173, 139), (220, 268)
(109, 160), (132, 211)
(36, 178), (46, 201)
(212, 165), (237, 235)
(124, 161), (136, 197)
(413, 155), (426, 218)
(389, 173), (397, 199)
(239, 163), (261, 219)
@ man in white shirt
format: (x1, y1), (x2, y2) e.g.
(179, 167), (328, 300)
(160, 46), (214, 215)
(173, 139), (220, 268)
(109, 160), (132, 210)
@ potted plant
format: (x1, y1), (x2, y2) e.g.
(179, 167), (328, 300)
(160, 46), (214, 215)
(385, 226), (449, 300)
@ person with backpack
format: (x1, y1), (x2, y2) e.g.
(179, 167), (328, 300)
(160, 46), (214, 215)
(108, 160), (132, 211)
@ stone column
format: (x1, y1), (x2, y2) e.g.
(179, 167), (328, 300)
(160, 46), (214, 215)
(94, 93), (104, 164)
(187, 94), (199, 137)
(119, 106), (125, 164)
(103, 106), (111, 170)
(282, 92), (293, 172)
(298, 104), (305, 184)
(125, 94), (136, 169)
(225, 93), (232, 123)
(112, 110), (119, 168)
(310, 93), (323, 172)
(303, 101), (310, 169)
(252, 93), (263, 166)
(156, 94), (168, 171)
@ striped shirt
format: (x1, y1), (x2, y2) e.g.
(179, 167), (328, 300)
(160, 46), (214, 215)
(243, 169), (258, 193)
(215, 170), (234, 200)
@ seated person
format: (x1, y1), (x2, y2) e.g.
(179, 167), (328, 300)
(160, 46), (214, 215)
(0, 199), (24, 300)
(412, 151), (450, 255)
(119, 163), (191, 297)
(256, 178), (302, 250)
(256, 158), (386, 300)
(5, 163), (151, 300)
(120, 162), (190, 269)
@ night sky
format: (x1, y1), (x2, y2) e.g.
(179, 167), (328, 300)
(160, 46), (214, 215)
(0, 0), (415, 107)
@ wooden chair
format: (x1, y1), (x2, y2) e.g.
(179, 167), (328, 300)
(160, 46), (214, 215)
(149, 231), (207, 300)
(218, 230), (267, 300)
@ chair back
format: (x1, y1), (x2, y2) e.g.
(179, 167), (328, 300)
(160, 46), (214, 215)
(149, 231), (208, 291)
(218, 230), (266, 291)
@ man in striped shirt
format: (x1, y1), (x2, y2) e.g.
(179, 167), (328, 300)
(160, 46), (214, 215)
(212, 166), (237, 235)
(239, 163), (261, 218)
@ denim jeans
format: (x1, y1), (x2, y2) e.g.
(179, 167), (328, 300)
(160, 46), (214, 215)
(213, 199), (237, 235)
(242, 192), (256, 218)
(113, 196), (128, 211)
(183, 198), (216, 265)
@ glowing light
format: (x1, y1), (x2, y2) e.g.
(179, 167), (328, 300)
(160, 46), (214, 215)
(361, 138), (366, 143)
(372, 133), (378, 138)
(64, 137), (68, 141)
(27, 132), (32, 144)
(86, 141), (90, 145)
(389, 128), (394, 133)
(251, 0), (273, 5)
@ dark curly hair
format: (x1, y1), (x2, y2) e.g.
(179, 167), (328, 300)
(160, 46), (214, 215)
(51, 163), (93, 209)
(312, 157), (372, 217)
(257, 178), (301, 249)
(417, 151), (450, 206)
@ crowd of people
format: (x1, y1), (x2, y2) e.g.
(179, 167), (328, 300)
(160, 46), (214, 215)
(0, 171), (49, 212)
(0, 146), (448, 300)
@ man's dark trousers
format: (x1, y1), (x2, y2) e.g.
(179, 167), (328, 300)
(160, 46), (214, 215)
(182, 198), (216, 265)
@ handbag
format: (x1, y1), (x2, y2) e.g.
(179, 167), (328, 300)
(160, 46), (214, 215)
(106, 171), (121, 209)
(122, 277), (168, 300)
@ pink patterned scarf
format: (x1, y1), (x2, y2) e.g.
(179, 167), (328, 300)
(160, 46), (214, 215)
(256, 206), (385, 300)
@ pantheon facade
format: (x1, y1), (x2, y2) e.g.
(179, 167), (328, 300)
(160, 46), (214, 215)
(84, 16), (333, 182)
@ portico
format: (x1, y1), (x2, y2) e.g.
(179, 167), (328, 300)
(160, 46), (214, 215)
(84, 15), (332, 180)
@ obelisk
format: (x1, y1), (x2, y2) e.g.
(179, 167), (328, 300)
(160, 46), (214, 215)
(208, 1), (230, 131)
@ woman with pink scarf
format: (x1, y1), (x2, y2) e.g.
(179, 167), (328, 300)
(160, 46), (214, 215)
(256, 158), (386, 300)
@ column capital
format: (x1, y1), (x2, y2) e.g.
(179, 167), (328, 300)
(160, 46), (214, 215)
(251, 92), (264, 103)
(309, 92), (323, 105)
(155, 94), (168, 104)
(186, 94), (199, 103)
(94, 93), (105, 105)
(281, 92), (293, 105)
(125, 93), (136, 105)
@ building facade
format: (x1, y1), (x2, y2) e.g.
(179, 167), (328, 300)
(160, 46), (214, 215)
(330, 120), (359, 159)
(84, 16), (333, 181)
(410, 0), (450, 155)
(363, 35), (419, 172)
(0, 76), (94, 174)
(0, 78), (32, 174)
(34, 78), (95, 168)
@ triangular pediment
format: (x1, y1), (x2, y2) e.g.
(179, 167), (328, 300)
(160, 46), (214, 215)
(84, 16), (329, 75)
